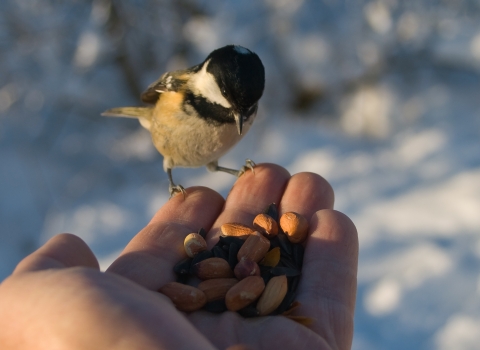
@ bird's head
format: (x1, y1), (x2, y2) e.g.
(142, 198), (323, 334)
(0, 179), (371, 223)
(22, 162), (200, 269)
(193, 45), (265, 135)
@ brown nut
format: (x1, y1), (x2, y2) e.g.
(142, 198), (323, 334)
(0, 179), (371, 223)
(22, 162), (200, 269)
(225, 276), (265, 311)
(197, 278), (238, 302)
(253, 213), (278, 238)
(256, 275), (288, 316)
(221, 223), (255, 238)
(184, 233), (207, 258)
(159, 282), (206, 312)
(234, 259), (261, 280)
(237, 231), (270, 263)
(279, 212), (309, 244)
(193, 257), (234, 280)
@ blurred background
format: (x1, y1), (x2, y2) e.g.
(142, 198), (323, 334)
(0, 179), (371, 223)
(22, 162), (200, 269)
(1, 0), (480, 349)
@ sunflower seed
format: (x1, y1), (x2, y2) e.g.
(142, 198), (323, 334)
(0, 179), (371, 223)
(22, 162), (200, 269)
(228, 242), (241, 269)
(204, 299), (227, 313)
(277, 232), (293, 256)
(292, 243), (305, 268)
(262, 202), (279, 222)
(273, 288), (296, 315)
(189, 250), (213, 273)
(270, 266), (301, 277)
(218, 236), (246, 247)
(173, 257), (192, 275)
(289, 275), (300, 294)
(198, 227), (207, 239)
(212, 245), (229, 260)
(237, 304), (260, 318)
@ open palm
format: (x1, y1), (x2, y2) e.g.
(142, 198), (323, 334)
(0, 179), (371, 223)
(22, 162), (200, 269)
(0, 164), (358, 350)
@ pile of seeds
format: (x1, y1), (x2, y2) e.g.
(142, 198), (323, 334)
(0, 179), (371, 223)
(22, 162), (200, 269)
(159, 203), (312, 322)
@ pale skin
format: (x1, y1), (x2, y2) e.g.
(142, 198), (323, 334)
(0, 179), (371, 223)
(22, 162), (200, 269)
(0, 164), (358, 350)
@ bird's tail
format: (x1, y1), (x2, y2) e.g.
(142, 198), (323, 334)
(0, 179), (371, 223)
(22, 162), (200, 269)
(101, 107), (154, 130)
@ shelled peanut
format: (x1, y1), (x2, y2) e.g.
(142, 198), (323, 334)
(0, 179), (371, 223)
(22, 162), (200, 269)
(158, 203), (311, 322)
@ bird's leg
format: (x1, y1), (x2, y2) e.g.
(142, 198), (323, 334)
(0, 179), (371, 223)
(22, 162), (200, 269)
(207, 159), (256, 177)
(167, 168), (186, 198)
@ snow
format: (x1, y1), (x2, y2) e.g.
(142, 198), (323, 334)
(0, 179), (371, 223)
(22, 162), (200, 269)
(1, 1), (480, 349)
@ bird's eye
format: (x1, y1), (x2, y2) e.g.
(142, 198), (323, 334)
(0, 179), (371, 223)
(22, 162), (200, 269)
(221, 88), (227, 97)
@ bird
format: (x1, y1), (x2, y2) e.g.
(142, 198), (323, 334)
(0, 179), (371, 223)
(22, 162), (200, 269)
(102, 45), (265, 197)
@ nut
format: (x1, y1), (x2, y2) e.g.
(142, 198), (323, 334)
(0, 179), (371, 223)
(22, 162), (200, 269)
(165, 203), (309, 319)
(198, 278), (238, 302)
(234, 259), (260, 280)
(193, 257), (234, 280)
(256, 275), (288, 316)
(159, 282), (206, 312)
(279, 212), (309, 244)
(221, 223), (255, 238)
(225, 276), (265, 311)
(253, 213), (278, 238)
(237, 231), (270, 263)
(260, 247), (281, 267)
(184, 233), (207, 258)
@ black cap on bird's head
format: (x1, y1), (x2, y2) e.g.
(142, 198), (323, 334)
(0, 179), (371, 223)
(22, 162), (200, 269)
(205, 45), (265, 135)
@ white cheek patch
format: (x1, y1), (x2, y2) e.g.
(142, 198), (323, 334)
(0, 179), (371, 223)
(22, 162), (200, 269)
(234, 45), (251, 55)
(190, 60), (231, 108)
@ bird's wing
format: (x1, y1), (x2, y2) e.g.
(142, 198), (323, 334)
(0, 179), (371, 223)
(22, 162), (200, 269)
(140, 66), (200, 104)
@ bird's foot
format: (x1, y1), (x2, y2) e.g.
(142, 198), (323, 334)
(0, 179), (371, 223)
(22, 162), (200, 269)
(208, 159), (256, 177)
(236, 159), (256, 177)
(167, 168), (186, 199)
(169, 183), (186, 199)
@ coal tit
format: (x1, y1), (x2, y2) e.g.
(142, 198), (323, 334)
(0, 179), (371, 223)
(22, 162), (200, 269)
(102, 45), (265, 197)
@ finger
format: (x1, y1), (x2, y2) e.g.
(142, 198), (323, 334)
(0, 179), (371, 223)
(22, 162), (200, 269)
(13, 233), (99, 274)
(207, 163), (290, 245)
(1, 268), (216, 350)
(297, 209), (358, 350)
(107, 186), (224, 290)
(279, 172), (334, 219)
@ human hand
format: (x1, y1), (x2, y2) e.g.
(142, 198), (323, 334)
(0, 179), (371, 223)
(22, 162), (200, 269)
(0, 164), (358, 350)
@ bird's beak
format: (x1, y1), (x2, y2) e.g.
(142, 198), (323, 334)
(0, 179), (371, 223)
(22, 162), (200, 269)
(234, 113), (244, 135)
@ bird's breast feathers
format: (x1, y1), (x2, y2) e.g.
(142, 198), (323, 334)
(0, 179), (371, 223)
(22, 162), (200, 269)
(150, 93), (255, 169)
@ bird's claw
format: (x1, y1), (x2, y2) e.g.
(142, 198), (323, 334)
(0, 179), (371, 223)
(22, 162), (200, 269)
(237, 159), (256, 177)
(169, 184), (186, 199)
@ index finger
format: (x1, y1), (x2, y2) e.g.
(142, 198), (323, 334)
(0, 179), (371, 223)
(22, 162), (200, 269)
(106, 187), (225, 290)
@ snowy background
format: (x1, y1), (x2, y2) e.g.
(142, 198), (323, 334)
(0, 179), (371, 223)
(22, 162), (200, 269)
(1, 0), (480, 349)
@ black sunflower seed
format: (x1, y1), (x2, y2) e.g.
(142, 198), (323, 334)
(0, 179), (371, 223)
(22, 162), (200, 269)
(270, 266), (301, 277)
(189, 250), (213, 273)
(269, 235), (280, 250)
(198, 227), (207, 239)
(260, 265), (273, 284)
(273, 288), (296, 315)
(262, 203), (279, 222)
(204, 300), (227, 313)
(292, 243), (304, 268)
(277, 232), (293, 256)
(218, 236), (245, 247)
(289, 275), (301, 294)
(279, 255), (298, 270)
(212, 245), (228, 260)
(260, 265), (272, 274)
(237, 304), (260, 318)
(173, 257), (192, 275)
(228, 243), (241, 269)
(175, 274), (190, 284)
